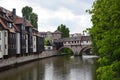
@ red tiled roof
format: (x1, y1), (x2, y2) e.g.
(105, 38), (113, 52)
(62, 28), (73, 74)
(9, 27), (16, 33)
(0, 18), (17, 33)
(26, 20), (32, 27)
(13, 16), (23, 24)
(13, 16), (32, 27)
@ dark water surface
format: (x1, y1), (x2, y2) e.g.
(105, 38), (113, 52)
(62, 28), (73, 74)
(0, 55), (97, 80)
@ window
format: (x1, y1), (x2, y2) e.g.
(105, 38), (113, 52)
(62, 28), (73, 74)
(75, 41), (76, 43)
(87, 41), (88, 43)
(4, 31), (6, 37)
(22, 25), (25, 30)
(9, 23), (12, 28)
(7, 23), (12, 28)
(5, 44), (6, 49)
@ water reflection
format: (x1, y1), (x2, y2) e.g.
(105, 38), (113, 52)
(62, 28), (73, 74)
(0, 55), (97, 80)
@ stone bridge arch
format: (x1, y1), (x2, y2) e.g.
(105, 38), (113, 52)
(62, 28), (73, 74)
(79, 46), (91, 55)
(58, 45), (91, 56)
(58, 46), (74, 54)
(53, 36), (91, 56)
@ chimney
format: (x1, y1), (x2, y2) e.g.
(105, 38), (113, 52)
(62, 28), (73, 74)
(12, 8), (16, 16)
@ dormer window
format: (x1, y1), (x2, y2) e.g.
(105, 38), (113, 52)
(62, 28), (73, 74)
(2, 14), (5, 17)
(22, 25), (25, 30)
(7, 22), (12, 28)
(9, 23), (12, 28)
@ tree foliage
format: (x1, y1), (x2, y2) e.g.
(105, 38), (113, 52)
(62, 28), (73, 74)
(22, 6), (38, 29)
(30, 13), (38, 29)
(60, 48), (73, 54)
(44, 38), (52, 46)
(88, 0), (120, 80)
(57, 24), (70, 38)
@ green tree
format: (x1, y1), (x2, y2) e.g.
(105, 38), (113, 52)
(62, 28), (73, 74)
(30, 13), (38, 29)
(22, 6), (38, 29)
(88, 0), (120, 80)
(22, 6), (32, 21)
(57, 24), (70, 38)
(44, 38), (51, 46)
(60, 48), (73, 55)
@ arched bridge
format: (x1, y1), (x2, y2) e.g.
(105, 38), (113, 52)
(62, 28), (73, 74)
(53, 36), (91, 56)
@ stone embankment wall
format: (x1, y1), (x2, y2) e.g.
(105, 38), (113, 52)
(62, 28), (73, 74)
(0, 50), (58, 69)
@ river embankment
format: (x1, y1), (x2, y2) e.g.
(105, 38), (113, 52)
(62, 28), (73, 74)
(0, 50), (58, 71)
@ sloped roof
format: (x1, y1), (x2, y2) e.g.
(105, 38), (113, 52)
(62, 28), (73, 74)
(26, 20), (32, 27)
(0, 18), (17, 33)
(13, 16), (23, 24)
(81, 36), (91, 41)
(54, 30), (62, 34)
(0, 18), (8, 29)
(13, 16), (32, 27)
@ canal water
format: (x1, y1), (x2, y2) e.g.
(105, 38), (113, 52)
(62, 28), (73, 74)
(0, 55), (98, 80)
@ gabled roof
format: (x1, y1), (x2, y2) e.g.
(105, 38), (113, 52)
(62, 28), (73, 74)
(13, 16), (23, 24)
(54, 30), (62, 34)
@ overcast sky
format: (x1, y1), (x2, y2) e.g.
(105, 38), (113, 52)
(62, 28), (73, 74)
(0, 0), (95, 34)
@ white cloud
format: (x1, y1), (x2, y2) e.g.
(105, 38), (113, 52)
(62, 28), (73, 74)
(0, 0), (93, 34)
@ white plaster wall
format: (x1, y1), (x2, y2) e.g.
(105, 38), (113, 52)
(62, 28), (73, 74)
(0, 31), (3, 58)
(4, 30), (8, 55)
(16, 33), (20, 54)
(26, 34), (28, 53)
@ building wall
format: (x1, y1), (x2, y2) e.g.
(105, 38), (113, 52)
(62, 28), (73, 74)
(16, 33), (20, 54)
(28, 27), (33, 53)
(81, 41), (91, 46)
(3, 30), (8, 56)
(52, 33), (61, 40)
(26, 34), (28, 53)
(39, 31), (61, 40)
(0, 30), (8, 58)
(33, 35), (37, 53)
(8, 33), (16, 57)
(37, 37), (44, 53)
(0, 31), (3, 58)
(20, 34), (26, 55)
